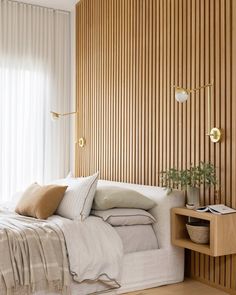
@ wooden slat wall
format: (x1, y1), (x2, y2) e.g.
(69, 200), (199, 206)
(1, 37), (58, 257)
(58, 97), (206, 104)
(75, 0), (236, 293)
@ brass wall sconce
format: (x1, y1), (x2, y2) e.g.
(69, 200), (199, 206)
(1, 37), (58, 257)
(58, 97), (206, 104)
(50, 110), (86, 148)
(50, 111), (77, 120)
(173, 82), (221, 143)
(78, 137), (86, 148)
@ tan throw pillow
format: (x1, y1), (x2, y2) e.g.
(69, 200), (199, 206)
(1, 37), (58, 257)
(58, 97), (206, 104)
(15, 183), (67, 219)
(92, 186), (156, 210)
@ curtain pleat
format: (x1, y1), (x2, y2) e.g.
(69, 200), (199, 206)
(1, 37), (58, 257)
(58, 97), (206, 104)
(0, 0), (71, 201)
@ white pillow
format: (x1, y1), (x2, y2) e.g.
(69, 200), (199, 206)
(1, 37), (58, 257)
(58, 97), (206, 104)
(54, 172), (99, 220)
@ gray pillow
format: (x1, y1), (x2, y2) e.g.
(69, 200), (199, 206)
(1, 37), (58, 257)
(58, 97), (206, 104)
(92, 186), (156, 210)
(91, 208), (156, 226)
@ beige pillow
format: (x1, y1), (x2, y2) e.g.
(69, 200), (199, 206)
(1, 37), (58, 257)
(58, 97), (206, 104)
(91, 208), (156, 226)
(92, 186), (156, 210)
(15, 183), (67, 219)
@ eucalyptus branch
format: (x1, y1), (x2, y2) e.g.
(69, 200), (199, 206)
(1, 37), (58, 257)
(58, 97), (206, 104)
(159, 162), (217, 191)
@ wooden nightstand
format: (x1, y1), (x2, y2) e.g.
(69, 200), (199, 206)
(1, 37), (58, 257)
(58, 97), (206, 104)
(171, 207), (236, 256)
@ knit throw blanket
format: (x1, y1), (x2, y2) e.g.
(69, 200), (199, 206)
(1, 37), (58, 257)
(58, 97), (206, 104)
(0, 211), (70, 295)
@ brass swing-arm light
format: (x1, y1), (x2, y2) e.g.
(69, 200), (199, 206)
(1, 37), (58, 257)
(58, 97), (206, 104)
(50, 111), (77, 120)
(173, 82), (221, 143)
(50, 110), (86, 148)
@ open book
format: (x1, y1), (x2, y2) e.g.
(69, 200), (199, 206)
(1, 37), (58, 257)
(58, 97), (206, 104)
(196, 204), (236, 215)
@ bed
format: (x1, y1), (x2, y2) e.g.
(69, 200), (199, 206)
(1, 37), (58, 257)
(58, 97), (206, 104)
(38, 180), (185, 294)
(1, 180), (185, 295)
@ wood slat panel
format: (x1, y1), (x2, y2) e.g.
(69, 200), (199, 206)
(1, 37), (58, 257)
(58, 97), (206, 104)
(75, 0), (236, 293)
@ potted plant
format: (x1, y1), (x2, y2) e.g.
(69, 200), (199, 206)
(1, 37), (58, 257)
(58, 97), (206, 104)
(159, 162), (217, 207)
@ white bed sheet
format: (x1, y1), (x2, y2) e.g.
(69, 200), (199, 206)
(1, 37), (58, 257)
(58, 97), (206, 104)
(50, 215), (123, 286)
(114, 225), (158, 254)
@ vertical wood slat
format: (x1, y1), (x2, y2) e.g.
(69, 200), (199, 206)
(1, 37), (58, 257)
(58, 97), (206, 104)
(215, 14), (220, 266)
(231, 0), (236, 291)
(75, 0), (236, 293)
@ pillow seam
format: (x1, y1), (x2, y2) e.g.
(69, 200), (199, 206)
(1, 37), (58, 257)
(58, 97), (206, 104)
(80, 174), (98, 220)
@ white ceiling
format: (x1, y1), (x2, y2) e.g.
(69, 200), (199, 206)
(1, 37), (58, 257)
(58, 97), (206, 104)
(13, 0), (79, 11)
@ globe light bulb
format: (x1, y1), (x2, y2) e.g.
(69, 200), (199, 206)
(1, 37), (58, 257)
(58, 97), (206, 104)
(175, 88), (189, 103)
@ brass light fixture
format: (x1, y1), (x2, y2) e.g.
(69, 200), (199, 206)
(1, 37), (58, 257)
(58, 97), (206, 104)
(173, 82), (221, 143)
(50, 111), (77, 121)
(50, 109), (86, 148)
(78, 137), (86, 148)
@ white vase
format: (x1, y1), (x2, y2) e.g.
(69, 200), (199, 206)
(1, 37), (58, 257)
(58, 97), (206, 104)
(187, 186), (200, 208)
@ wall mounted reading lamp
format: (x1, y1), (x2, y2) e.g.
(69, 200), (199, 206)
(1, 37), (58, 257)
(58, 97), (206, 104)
(50, 110), (86, 148)
(173, 82), (221, 143)
(50, 111), (77, 120)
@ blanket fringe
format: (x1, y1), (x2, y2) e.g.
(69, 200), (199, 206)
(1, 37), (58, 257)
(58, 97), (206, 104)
(2, 278), (70, 295)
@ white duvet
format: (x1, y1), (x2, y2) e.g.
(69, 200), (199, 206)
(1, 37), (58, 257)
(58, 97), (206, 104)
(49, 215), (123, 290)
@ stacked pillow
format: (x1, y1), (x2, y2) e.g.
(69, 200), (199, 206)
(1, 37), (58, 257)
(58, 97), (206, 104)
(91, 186), (157, 226)
(91, 186), (158, 253)
(92, 208), (156, 226)
(15, 172), (99, 220)
(53, 172), (99, 220)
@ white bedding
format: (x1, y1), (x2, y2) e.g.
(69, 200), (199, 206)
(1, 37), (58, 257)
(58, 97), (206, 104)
(49, 215), (123, 290)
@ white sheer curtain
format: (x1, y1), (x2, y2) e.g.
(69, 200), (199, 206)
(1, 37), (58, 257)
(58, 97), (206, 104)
(0, 0), (71, 201)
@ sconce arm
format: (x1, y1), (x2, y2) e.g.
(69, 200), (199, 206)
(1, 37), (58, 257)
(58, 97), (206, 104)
(60, 111), (77, 117)
(190, 82), (213, 92)
(173, 82), (213, 93)
(50, 111), (77, 119)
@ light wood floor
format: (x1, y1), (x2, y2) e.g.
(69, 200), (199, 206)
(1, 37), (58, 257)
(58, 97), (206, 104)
(125, 279), (228, 295)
